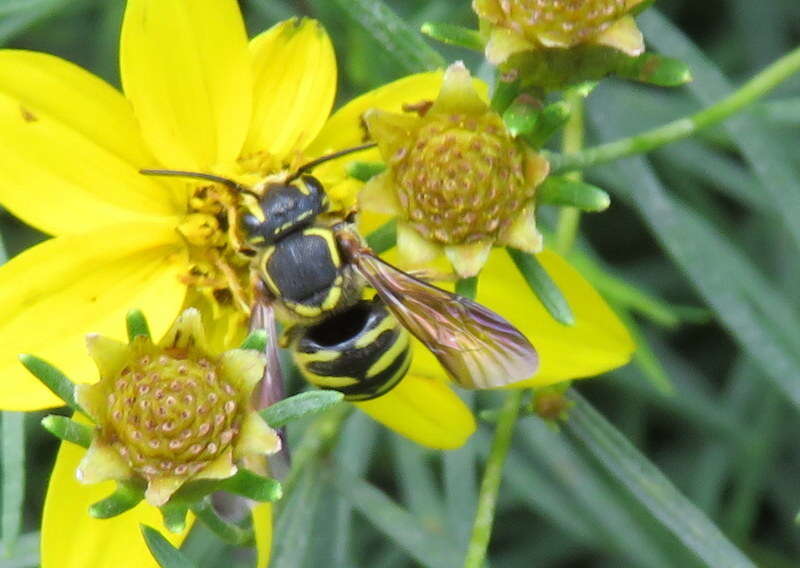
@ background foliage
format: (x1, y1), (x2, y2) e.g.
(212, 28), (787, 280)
(1, 0), (800, 566)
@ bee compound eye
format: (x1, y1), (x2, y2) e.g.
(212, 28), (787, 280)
(242, 213), (262, 235)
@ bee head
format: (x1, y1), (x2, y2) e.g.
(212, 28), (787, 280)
(243, 175), (328, 245)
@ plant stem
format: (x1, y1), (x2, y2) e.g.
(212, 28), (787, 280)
(463, 390), (523, 568)
(550, 45), (800, 173)
(554, 92), (585, 254)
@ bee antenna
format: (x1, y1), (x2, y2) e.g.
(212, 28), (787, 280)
(286, 142), (377, 183)
(140, 169), (257, 197)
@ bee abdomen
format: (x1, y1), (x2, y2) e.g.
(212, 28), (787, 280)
(291, 298), (411, 401)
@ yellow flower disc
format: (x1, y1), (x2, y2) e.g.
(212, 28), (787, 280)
(393, 113), (530, 245)
(105, 347), (242, 481)
(480, 0), (628, 47)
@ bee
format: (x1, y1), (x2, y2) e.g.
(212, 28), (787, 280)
(141, 146), (538, 404)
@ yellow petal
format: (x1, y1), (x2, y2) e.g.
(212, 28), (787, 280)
(77, 441), (132, 484)
(0, 51), (180, 236)
(397, 222), (442, 265)
(430, 62), (487, 116)
(120, 0), (252, 171)
(485, 28), (535, 65)
(408, 249), (634, 387)
(218, 349), (266, 393)
(359, 172), (402, 215)
(252, 503), (272, 568)
(594, 15), (645, 56)
(0, 222), (187, 411)
(86, 333), (130, 378)
(42, 423), (188, 568)
(233, 413), (281, 460)
(307, 71), (445, 157)
(354, 374), (475, 449)
(244, 18), (336, 159)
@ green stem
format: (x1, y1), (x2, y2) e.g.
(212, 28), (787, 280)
(463, 390), (523, 568)
(551, 45), (800, 173)
(554, 92), (585, 255)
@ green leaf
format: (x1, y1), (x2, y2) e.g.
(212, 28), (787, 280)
(614, 307), (675, 395)
(2, 413), (24, 556)
(616, 52), (693, 86)
(190, 499), (253, 547)
(455, 277), (478, 300)
(365, 219), (397, 254)
(126, 309), (151, 342)
(327, 0), (445, 73)
(40, 415), (93, 448)
(390, 436), (444, 531)
(590, 102), (800, 411)
(260, 390), (344, 429)
(0, 0), (75, 46)
(521, 101), (570, 148)
(502, 97), (540, 137)
(346, 160), (386, 182)
(239, 330), (267, 352)
(332, 466), (463, 568)
(217, 468), (282, 502)
(273, 469), (322, 568)
(537, 177), (611, 212)
(89, 482), (145, 519)
(564, 392), (757, 568)
(140, 525), (197, 568)
(160, 503), (189, 534)
(18, 355), (79, 411)
(420, 22), (483, 51)
(507, 248), (575, 325)
(641, 11), (800, 254)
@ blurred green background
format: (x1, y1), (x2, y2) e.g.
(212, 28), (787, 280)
(2, 1), (800, 567)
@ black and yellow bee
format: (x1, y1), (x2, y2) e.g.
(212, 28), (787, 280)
(142, 145), (538, 403)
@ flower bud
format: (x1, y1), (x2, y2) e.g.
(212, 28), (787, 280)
(361, 62), (548, 277)
(75, 309), (280, 506)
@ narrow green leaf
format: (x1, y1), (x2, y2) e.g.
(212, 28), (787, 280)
(420, 22), (483, 51)
(332, 466), (462, 568)
(140, 525), (197, 568)
(591, 104), (800, 410)
(328, 0), (445, 73)
(616, 52), (693, 86)
(365, 219), (397, 254)
(273, 469), (322, 568)
(160, 503), (189, 534)
(565, 392), (757, 568)
(522, 101), (570, 148)
(490, 72), (521, 114)
(641, 11), (800, 254)
(346, 160), (386, 182)
(40, 415), (93, 448)
(537, 177), (611, 212)
(390, 436), (444, 531)
(260, 390), (344, 429)
(614, 307), (675, 395)
(126, 309), (151, 342)
(217, 468), (282, 502)
(2, 413), (24, 555)
(89, 482), (145, 519)
(239, 329), (267, 352)
(442, 395), (477, 549)
(190, 499), (253, 547)
(19, 355), (79, 411)
(502, 96), (540, 137)
(507, 248), (574, 325)
(455, 277), (478, 300)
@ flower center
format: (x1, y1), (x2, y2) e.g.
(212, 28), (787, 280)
(488, 0), (627, 45)
(105, 350), (242, 480)
(392, 113), (531, 244)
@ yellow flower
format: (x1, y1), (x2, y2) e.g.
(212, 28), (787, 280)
(295, 71), (636, 450)
(361, 62), (549, 277)
(474, 0), (647, 65)
(76, 308), (280, 506)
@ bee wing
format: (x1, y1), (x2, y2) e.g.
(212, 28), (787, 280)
(349, 252), (539, 389)
(249, 298), (291, 476)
